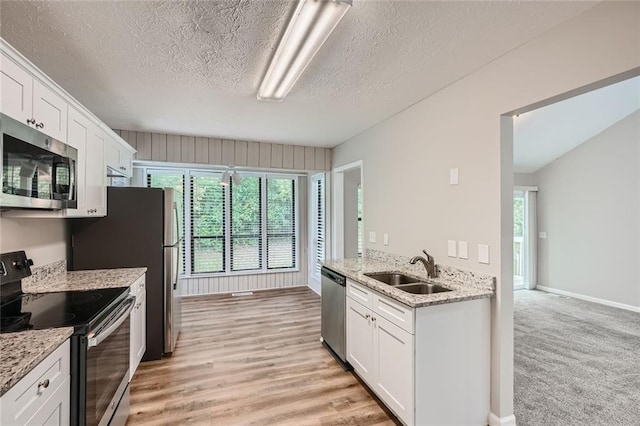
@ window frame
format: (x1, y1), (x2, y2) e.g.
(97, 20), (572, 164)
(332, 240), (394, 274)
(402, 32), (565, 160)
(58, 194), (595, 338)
(141, 165), (299, 278)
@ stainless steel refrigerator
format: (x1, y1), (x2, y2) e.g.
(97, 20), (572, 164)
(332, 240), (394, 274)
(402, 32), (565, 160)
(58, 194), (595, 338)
(70, 186), (182, 360)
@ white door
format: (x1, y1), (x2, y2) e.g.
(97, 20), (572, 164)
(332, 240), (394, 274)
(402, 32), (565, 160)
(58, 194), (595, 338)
(514, 189), (538, 290)
(374, 315), (414, 425)
(346, 298), (373, 382)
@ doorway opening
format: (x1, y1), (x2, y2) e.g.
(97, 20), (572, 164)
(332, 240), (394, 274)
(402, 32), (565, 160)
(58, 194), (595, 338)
(332, 161), (363, 260)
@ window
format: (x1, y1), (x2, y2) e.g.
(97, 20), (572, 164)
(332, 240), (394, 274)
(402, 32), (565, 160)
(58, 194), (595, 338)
(146, 167), (298, 276)
(311, 174), (326, 280)
(191, 173), (225, 273)
(147, 171), (186, 272)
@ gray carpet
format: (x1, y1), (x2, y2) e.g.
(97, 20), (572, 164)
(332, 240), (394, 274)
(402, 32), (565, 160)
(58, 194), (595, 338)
(514, 290), (640, 426)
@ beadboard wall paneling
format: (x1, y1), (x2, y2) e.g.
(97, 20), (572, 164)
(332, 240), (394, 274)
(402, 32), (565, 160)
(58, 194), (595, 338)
(177, 176), (309, 296)
(115, 130), (332, 171)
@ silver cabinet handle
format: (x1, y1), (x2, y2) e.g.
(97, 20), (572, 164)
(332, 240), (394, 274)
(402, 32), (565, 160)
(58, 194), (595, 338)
(372, 317), (377, 322)
(26, 118), (36, 125)
(36, 122), (44, 129)
(365, 314), (370, 319)
(38, 379), (50, 389)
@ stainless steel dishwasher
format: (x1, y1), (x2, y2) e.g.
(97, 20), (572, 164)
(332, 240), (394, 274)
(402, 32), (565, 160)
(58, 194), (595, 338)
(321, 267), (350, 369)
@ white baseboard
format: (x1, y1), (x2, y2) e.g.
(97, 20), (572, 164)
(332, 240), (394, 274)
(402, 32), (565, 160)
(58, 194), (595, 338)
(536, 286), (640, 313)
(308, 280), (321, 296)
(489, 413), (517, 426)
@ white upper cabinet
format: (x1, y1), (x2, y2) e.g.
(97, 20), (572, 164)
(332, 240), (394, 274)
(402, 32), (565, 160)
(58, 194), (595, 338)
(66, 107), (105, 217)
(0, 51), (33, 123)
(1, 52), (67, 141)
(104, 135), (134, 178)
(32, 79), (67, 141)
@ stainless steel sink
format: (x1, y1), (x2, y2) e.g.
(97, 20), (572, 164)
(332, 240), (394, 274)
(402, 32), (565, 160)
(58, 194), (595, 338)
(364, 272), (421, 286)
(395, 283), (452, 294)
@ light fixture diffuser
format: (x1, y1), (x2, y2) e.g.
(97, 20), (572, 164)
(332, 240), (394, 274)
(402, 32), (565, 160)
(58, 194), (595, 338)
(257, 0), (352, 102)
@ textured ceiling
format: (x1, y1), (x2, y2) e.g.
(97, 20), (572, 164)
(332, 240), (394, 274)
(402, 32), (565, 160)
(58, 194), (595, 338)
(514, 76), (640, 173)
(0, 1), (599, 147)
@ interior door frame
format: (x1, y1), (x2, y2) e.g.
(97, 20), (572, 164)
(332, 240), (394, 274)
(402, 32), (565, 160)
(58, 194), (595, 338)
(332, 160), (364, 260)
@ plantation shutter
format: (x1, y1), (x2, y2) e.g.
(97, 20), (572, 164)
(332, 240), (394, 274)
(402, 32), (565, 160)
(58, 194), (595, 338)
(147, 171), (186, 273)
(313, 176), (325, 276)
(190, 173), (225, 273)
(266, 177), (296, 269)
(230, 176), (262, 271)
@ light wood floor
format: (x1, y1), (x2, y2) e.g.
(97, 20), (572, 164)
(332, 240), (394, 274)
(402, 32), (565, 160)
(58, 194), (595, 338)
(127, 287), (397, 426)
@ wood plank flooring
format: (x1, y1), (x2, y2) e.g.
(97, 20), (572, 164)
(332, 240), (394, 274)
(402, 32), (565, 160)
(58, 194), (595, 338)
(127, 287), (397, 426)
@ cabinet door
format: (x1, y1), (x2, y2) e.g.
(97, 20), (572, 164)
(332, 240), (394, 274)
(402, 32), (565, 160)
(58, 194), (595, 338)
(137, 289), (146, 364)
(32, 79), (67, 141)
(104, 137), (119, 171)
(86, 126), (106, 216)
(118, 147), (133, 178)
(25, 376), (70, 426)
(0, 52), (33, 124)
(65, 107), (89, 217)
(346, 298), (374, 383)
(374, 315), (414, 425)
(129, 300), (138, 381)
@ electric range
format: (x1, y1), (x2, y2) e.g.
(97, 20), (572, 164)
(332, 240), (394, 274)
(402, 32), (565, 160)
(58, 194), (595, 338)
(0, 251), (133, 426)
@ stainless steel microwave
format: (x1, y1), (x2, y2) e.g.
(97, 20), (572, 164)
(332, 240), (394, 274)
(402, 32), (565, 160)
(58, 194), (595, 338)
(1, 113), (77, 210)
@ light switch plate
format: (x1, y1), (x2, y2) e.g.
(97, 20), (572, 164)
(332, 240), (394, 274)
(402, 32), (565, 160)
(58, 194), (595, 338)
(458, 241), (468, 259)
(478, 244), (490, 264)
(369, 231), (376, 243)
(539, 232), (547, 239)
(383, 234), (389, 246)
(449, 168), (459, 185)
(447, 240), (457, 257)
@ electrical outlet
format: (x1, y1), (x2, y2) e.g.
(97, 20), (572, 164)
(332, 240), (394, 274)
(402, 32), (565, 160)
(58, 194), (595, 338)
(539, 232), (547, 239)
(369, 231), (376, 243)
(383, 234), (389, 246)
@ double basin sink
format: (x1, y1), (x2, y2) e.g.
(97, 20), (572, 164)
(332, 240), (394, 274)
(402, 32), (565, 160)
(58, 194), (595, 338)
(364, 272), (452, 295)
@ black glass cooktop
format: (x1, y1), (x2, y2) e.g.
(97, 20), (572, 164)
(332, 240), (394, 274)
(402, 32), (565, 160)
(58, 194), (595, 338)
(0, 287), (128, 334)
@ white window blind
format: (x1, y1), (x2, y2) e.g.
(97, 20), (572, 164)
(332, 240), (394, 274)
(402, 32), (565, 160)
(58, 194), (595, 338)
(147, 171), (186, 273)
(190, 174), (225, 273)
(266, 177), (296, 269)
(312, 175), (325, 277)
(139, 166), (298, 276)
(230, 176), (262, 271)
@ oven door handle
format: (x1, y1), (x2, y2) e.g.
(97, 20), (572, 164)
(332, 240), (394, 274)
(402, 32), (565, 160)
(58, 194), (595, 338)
(87, 296), (135, 348)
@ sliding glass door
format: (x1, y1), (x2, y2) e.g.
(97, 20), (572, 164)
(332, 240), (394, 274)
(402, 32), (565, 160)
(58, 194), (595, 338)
(514, 189), (537, 290)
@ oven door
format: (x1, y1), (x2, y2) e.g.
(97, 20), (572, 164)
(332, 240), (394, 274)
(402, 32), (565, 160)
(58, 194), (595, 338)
(83, 296), (135, 426)
(1, 112), (77, 209)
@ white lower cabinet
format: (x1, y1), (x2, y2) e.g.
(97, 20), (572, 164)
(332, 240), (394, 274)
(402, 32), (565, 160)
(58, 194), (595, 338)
(130, 275), (147, 380)
(0, 340), (70, 426)
(346, 279), (490, 426)
(346, 296), (414, 425)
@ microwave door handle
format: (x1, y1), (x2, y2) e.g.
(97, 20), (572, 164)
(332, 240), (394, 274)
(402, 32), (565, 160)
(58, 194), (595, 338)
(87, 296), (135, 348)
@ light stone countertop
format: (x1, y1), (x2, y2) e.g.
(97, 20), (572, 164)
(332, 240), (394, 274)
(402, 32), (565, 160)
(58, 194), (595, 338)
(23, 267), (147, 293)
(322, 257), (495, 308)
(0, 328), (74, 396)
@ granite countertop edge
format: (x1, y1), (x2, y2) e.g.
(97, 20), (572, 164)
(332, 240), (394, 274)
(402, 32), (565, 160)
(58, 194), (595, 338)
(322, 258), (495, 308)
(0, 328), (74, 397)
(23, 267), (148, 294)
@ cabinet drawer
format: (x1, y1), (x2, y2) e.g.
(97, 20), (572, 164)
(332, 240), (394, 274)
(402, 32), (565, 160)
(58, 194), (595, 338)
(346, 280), (372, 308)
(1, 340), (70, 425)
(373, 293), (414, 334)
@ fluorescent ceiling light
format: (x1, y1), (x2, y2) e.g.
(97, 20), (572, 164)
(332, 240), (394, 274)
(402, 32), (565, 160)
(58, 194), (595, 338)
(257, 0), (352, 102)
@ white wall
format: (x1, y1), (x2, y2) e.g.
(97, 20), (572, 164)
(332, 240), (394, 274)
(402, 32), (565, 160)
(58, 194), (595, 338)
(535, 110), (640, 308)
(332, 2), (640, 422)
(0, 218), (67, 267)
(514, 173), (536, 187)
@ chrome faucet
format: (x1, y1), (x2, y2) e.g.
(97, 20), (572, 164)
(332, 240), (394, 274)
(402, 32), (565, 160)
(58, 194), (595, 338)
(410, 250), (438, 278)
